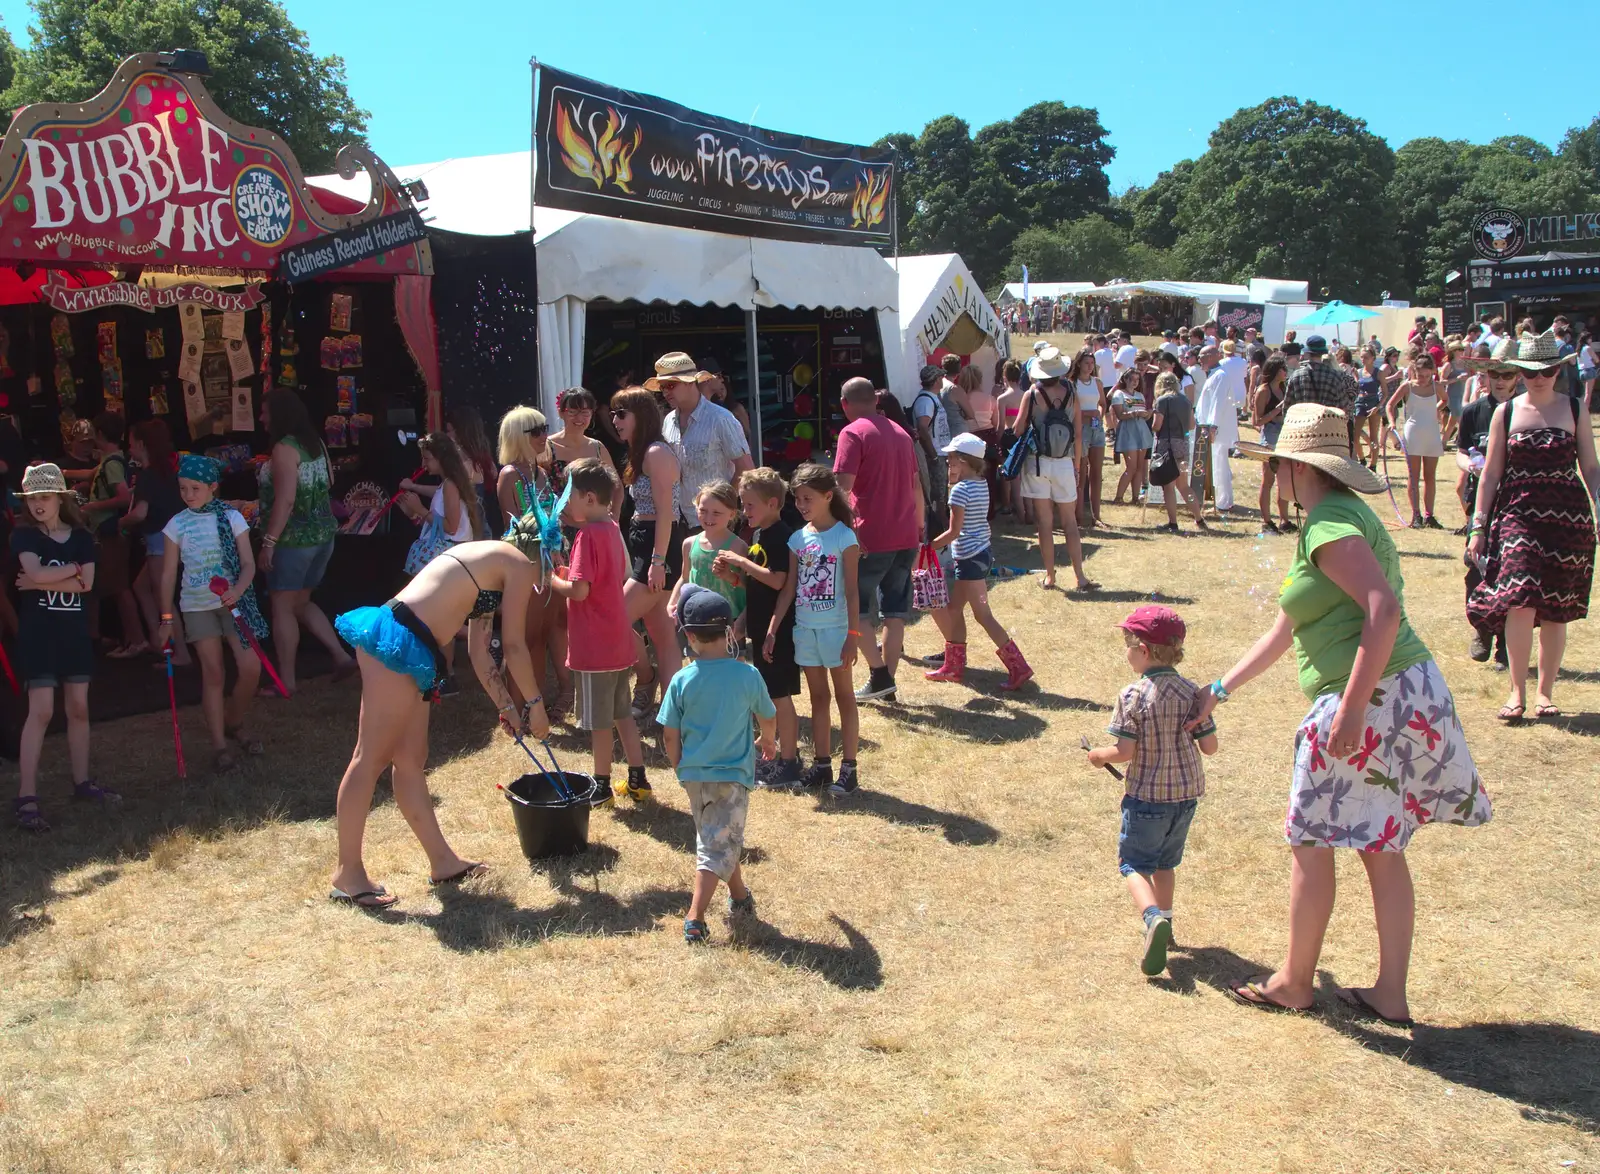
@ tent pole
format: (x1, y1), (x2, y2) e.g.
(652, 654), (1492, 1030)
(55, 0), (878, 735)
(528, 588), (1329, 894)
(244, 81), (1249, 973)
(529, 56), (543, 413)
(746, 309), (762, 459)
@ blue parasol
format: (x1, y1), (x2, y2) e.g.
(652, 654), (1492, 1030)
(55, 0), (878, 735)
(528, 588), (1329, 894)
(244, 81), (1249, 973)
(1291, 301), (1383, 327)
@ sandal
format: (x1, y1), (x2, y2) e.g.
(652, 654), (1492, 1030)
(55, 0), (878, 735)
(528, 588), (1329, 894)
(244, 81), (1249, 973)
(72, 779), (121, 805)
(430, 862), (488, 886)
(329, 885), (398, 910)
(226, 726), (265, 755)
(1496, 703), (1525, 724)
(1226, 977), (1312, 1014)
(683, 918), (710, 945)
(107, 642), (150, 659)
(13, 796), (49, 832)
(1534, 703), (1561, 719)
(1336, 987), (1414, 1030)
(214, 749), (239, 772)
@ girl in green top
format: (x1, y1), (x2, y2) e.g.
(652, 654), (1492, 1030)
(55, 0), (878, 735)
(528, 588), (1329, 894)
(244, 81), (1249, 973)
(257, 388), (356, 695)
(670, 480), (748, 623)
(1188, 404), (1490, 1028)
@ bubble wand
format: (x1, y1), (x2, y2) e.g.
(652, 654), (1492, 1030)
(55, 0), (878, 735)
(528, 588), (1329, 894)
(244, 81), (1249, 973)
(0, 637), (17, 695)
(163, 644), (187, 778)
(209, 577), (289, 697)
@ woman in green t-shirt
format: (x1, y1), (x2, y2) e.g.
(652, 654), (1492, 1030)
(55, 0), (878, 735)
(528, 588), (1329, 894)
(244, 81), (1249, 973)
(1188, 404), (1491, 1027)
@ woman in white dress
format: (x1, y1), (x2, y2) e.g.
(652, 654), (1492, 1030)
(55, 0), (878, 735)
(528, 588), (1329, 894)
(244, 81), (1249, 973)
(1385, 352), (1445, 529)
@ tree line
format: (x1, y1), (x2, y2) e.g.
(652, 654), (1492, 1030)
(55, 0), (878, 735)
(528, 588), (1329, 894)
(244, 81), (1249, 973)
(878, 98), (1600, 305)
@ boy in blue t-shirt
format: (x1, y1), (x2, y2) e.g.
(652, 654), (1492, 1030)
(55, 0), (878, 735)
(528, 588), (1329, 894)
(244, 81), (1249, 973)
(658, 585), (777, 945)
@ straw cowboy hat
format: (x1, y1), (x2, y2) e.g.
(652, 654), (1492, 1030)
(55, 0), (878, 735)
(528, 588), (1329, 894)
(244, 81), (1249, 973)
(1500, 329), (1578, 372)
(18, 463), (70, 496)
(1032, 345), (1070, 380)
(1469, 335), (1523, 373)
(1271, 404), (1386, 494)
(642, 351), (712, 391)
(1220, 339), (1238, 355)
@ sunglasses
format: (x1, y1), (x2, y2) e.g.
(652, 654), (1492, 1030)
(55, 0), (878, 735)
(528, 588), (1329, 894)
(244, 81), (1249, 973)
(610, 409), (629, 420)
(525, 424), (548, 437)
(1528, 367), (1561, 380)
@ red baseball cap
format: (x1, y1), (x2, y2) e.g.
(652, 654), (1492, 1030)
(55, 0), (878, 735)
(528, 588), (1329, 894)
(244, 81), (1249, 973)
(1118, 605), (1186, 647)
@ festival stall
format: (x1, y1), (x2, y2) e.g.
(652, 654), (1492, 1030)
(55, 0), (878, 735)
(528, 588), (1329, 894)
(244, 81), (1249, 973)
(880, 253), (1006, 402)
(0, 50), (439, 612)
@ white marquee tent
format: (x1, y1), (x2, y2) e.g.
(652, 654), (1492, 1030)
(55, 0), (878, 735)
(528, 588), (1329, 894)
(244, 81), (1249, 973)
(881, 254), (1006, 402)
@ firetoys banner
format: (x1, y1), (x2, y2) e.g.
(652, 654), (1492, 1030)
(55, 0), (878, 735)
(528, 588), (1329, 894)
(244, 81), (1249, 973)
(534, 65), (894, 247)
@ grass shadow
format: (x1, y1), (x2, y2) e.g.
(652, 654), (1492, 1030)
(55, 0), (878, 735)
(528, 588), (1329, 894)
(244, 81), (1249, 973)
(1558, 666), (1600, 684)
(612, 801), (696, 854)
(1159, 945), (1277, 998)
(811, 788), (999, 846)
(736, 912), (884, 992)
(873, 694), (1046, 745)
(395, 883), (690, 952)
(1069, 588), (1198, 605)
(1545, 711), (1600, 738)
(1327, 1017), (1600, 1135)
(1397, 549), (1460, 561)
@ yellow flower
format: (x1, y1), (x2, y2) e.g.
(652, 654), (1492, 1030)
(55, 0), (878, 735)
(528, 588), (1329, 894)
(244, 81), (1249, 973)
(1279, 574), (1295, 596)
(747, 543), (768, 568)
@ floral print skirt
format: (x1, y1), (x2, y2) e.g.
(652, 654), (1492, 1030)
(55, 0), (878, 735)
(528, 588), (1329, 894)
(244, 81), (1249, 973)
(1288, 659), (1491, 852)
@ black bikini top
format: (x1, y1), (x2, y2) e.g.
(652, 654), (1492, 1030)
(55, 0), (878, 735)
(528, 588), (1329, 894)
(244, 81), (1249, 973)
(444, 553), (503, 618)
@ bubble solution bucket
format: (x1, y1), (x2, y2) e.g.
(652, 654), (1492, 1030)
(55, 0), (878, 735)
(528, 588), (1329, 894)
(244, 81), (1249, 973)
(504, 770), (593, 859)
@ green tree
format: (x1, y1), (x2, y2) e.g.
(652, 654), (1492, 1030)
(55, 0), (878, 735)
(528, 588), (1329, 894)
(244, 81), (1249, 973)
(4, 0), (368, 172)
(0, 20), (17, 95)
(974, 101), (1114, 227)
(1126, 159), (1195, 251)
(1001, 215), (1174, 285)
(885, 115), (1019, 287)
(1386, 137), (1476, 302)
(1175, 97), (1398, 301)
(1558, 114), (1600, 186)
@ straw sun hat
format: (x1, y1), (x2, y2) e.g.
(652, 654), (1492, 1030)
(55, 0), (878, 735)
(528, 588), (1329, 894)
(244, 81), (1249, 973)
(1502, 329), (1578, 372)
(18, 463), (70, 496)
(1271, 404), (1386, 494)
(642, 351), (712, 391)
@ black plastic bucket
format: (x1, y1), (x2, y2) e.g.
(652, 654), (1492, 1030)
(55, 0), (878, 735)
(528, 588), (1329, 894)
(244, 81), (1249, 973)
(505, 771), (593, 859)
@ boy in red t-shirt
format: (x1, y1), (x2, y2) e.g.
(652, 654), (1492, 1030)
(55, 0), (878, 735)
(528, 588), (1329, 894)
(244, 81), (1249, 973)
(549, 459), (649, 804)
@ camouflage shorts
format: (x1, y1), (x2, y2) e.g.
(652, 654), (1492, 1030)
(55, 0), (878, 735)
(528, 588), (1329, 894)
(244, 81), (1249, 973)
(682, 781), (750, 881)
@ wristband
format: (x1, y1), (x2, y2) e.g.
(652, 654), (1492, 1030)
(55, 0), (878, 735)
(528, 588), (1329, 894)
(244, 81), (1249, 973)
(847, 630), (861, 637)
(262, 535), (278, 547)
(1210, 679), (1231, 703)
(160, 613), (173, 621)
(650, 554), (666, 564)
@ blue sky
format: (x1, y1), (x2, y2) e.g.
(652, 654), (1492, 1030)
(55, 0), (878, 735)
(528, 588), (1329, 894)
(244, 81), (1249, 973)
(2, 0), (1593, 189)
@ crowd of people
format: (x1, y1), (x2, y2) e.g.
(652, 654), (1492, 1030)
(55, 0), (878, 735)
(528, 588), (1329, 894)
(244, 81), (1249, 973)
(7, 315), (1598, 993)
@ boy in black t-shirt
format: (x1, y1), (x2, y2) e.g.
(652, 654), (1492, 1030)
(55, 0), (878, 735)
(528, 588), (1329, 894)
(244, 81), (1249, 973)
(715, 468), (802, 788)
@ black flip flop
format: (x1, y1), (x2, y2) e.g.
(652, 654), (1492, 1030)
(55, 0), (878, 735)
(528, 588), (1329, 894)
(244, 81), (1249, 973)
(429, 862), (488, 887)
(329, 886), (398, 910)
(1226, 977), (1312, 1014)
(1337, 987), (1414, 1029)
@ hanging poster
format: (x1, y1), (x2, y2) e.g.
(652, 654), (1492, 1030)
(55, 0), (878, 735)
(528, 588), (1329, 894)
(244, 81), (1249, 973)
(51, 315), (74, 357)
(178, 340), (203, 383)
(330, 294), (353, 333)
(101, 359), (123, 401)
(231, 386), (253, 431)
(96, 321), (117, 364)
(221, 311), (245, 341)
(226, 338), (254, 381)
(183, 382), (208, 430)
(534, 64), (894, 247)
(150, 384), (169, 415)
(145, 329), (166, 359)
(54, 362), (76, 404)
(179, 302), (204, 341)
(201, 352), (231, 421)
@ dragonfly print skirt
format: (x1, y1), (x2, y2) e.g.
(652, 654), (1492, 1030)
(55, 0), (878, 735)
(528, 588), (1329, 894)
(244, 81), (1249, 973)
(1287, 660), (1492, 852)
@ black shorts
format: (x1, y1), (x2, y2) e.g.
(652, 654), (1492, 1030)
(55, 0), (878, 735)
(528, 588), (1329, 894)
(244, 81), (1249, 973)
(628, 517), (686, 585)
(752, 628), (801, 699)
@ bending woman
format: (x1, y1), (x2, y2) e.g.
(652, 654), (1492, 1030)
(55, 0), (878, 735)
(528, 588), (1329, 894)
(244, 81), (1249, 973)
(1467, 330), (1599, 721)
(329, 517), (550, 908)
(1188, 404), (1490, 1024)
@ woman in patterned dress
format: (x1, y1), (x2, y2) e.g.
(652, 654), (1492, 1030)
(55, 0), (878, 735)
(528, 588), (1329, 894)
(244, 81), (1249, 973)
(1188, 405), (1490, 1026)
(1467, 330), (1600, 722)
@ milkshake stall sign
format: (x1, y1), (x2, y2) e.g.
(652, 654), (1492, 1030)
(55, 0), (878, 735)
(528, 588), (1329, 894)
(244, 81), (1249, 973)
(0, 52), (429, 277)
(534, 64), (893, 248)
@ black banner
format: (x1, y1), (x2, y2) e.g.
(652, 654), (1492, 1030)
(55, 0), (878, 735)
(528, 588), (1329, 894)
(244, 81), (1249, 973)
(279, 210), (428, 283)
(534, 65), (893, 247)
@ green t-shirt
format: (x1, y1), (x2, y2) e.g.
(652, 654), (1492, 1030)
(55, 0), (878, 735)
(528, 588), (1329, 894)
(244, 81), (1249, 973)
(1278, 489), (1430, 699)
(258, 437), (336, 548)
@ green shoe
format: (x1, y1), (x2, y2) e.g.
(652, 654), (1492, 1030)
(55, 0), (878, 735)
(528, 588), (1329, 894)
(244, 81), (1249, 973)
(1141, 916), (1172, 976)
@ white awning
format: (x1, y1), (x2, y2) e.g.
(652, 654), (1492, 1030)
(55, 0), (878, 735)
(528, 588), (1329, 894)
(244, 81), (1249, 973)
(999, 281), (1097, 302)
(311, 151), (898, 314)
(1086, 280), (1252, 301)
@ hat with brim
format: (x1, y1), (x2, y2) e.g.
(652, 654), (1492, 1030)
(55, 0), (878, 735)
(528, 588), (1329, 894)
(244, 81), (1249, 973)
(18, 462), (69, 496)
(1272, 404), (1386, 494)
(643, 351), (712, 391)
(1032, 345), (1069, 380)
(1468, 335), (1524, 374)
(1233, 440), (1278, 463)
(1498, 329), (1578, 372)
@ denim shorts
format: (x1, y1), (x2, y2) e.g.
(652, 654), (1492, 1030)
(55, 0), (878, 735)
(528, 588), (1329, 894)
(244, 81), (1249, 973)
(857, 547), (916, 623)
(1118, 795), (1198, 876)
(794, 623), (848, 668)
(144, 532), (166, 557)
(943, 547), (993, 582)
(267, 539), (335, 593)
(1082, 413), (1106, 449)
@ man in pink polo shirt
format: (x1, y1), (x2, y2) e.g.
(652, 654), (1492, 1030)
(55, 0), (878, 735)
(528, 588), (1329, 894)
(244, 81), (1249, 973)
(833, 377), (924, 703)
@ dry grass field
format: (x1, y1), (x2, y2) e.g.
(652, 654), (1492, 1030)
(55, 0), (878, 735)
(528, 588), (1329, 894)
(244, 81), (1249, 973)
(4, 432), (1600, 1173)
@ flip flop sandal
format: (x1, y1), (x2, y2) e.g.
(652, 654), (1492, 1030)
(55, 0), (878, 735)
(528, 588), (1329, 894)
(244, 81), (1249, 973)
(13, 796), (49, 832)
(329, 886), (398, 910)
(1226, 978), (1312, 1014)
(1534, 704), (1561, 719)
(226, 727), (265, 755)
(72, 780), (121, 805)
(430, 862), (488, 886)
(1497, 704), (1526, 723)
(1336, 987), (1414, 1029)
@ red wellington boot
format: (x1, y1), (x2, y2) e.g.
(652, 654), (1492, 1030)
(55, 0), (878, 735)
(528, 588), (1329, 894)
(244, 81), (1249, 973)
(924, 642), (967, 683)
(997, 639), (1034, 691)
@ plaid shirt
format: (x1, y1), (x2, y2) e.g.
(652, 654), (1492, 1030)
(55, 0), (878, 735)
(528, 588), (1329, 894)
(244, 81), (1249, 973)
(1283, 358), (1359, 416)
(1108, 668), (1216, 803)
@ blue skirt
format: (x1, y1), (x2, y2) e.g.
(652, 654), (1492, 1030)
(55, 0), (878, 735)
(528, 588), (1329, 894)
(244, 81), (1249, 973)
(335, 603), (440, 696)
(1115, 418), (1154, 453)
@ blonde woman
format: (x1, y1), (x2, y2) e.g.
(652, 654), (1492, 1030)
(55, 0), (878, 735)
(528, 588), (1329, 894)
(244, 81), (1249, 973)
(494, 405), (570, 721)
